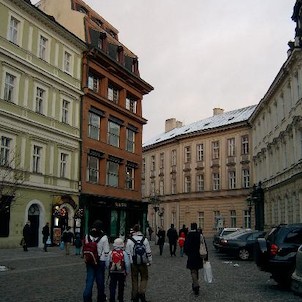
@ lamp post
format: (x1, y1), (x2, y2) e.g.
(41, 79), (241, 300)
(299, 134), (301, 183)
(246, 182), (265, 230)
(149, 192), (160, 233)
(246, 197), (253, 228)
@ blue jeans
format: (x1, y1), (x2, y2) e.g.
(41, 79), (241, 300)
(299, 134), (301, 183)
(83, 261), (106, 302)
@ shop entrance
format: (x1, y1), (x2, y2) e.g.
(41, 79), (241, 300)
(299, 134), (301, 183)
(28, 204), (40, 247)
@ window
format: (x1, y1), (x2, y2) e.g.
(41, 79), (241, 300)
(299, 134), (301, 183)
(39, 35), (48, 60)
(33, 145), (42, 173)
(242, 169), (250, 188)
(184, 175), (191, 193)
(227, 138), (235, 157)
(107, 121), (120, 147)
(142, 158), (146, 175)
(88, 74), (99, 92)
(151, 155), (156, 171)
(87, 156), (99, 183)
(88, 112), (100, 140)
(171, 177), (176, 194)
(108, 84), (119, 103)
(230, 210), (237, 227)
(60, 153), (68, 178)
(0, 136), (11, 166)
(159, 153), (164, 169)
(212, 173), (220, 190)
(36, 87), (45, 114)
(107, 160), (119, 187)
(228, 171), (236, 189)
(212, 141), (220, 159)
(64, 51), (71, 73)
(126, 129), (135, 153)
(244, 210), (250, 228)
(4, 73), (16, 102)
(9, 16), (19, 44)
(62, 100), (69, 123)
(184, 146), (191, 163)
(159, 180), (164, 195)
(241, 135), (249, 155)
(214, 211), (221, 228)
(126, 96), (137, 113)
(171, 149), (177, 166)
(196, 143), (204, 161)
(198, 212), (205, 229)
(196, 174), (204, 192)
(126, 166), (134, 190)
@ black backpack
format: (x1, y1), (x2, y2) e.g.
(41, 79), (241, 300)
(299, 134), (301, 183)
(130, 236), (147, 264)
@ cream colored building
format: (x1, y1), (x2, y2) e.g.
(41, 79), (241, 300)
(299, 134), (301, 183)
(0, 0), (86, 248)
(250, 47), (302, 229)
(143, 106), (256, 237)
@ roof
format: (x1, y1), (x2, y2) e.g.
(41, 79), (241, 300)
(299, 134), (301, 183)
(143, 105), (257, 148)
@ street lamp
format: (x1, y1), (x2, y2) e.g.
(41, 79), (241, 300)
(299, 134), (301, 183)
(149, 192), (160, 232)
(246, 196), (253, 228)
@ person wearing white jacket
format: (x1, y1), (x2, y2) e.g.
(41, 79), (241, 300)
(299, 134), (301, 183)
(126, 224), (152, 302)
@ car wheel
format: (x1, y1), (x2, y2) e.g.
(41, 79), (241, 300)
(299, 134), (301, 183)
(238, 248), (250, 260)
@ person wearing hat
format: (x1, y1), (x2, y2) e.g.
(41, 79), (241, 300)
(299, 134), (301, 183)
(83, 220), (110, 302)
(106, 238), (130, 302)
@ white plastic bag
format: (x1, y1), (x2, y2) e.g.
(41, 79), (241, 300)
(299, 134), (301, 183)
(203, 261), (213, 283)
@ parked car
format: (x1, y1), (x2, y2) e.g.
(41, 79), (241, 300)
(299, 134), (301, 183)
(219, 230), (266, 260)
(213, 228), (251, 251)
(291, 244), (302, 295)
(213, 228), (241, 250)
(255, 223), (302, 287)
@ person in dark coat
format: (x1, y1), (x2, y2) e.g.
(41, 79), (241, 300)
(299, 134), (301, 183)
(42, 222), (50, 252)
(22, 221), (32, 252)
(167, 224), (178, 256)
(179, 224), (188, 237)
(184, 222), (208, 296)
(156, 227), (166, 255)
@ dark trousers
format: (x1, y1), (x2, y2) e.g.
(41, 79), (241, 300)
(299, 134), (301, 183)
(169, 242), (177, 256)
(159, 243), (164, 255)
(109, 273), (126, 302)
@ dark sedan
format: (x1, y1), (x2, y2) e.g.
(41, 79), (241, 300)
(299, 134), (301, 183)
(219, 231), (266, 260)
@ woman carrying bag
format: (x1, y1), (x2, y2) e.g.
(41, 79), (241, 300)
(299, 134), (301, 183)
(184, 223), (209, 296)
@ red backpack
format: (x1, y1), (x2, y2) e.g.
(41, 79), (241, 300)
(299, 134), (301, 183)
(83, 236), (101, 266)
(110, 249), (125, 273)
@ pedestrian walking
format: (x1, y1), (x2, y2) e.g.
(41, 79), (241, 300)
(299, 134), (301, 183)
(179, 224), (188, 237)
(184, 223), (208, 296)
(83, 220), (110, 302)
(125, 224), (152, 302)
(22, 221), (32, 252)
(42, 222), (50, 252)
(167, 224), (178, 256)
(178, 231), (186, 257)
(106, 238), (130, 302)
(147, 226), (153, 241)
(62, 226), (74, 255)
(156, 227), (165, 256)
(74, 232), (82, 255)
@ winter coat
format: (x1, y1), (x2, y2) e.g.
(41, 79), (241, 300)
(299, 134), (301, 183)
(178, 232), (186, 248)
(157, 229), (166, 245)
(184, 229), (203, 270)
(167, 227), (178, 243)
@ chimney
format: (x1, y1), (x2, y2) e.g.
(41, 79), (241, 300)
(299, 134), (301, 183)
(165, 118), (183, 132)
(213, 108), (224, 116)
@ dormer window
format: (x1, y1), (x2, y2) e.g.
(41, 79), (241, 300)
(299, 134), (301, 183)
(98, 32), (106, 50)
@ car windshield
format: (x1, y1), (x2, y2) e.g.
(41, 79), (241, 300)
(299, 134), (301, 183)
(224, 229), (251, 238)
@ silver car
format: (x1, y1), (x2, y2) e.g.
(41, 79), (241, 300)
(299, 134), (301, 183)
(292, 244), (302, 295)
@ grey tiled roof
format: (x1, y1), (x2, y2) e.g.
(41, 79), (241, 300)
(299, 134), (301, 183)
(143, 105), (257, 148)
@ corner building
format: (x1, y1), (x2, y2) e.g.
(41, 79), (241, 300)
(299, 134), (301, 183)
(37, 0), (153, 238)
(143, 106), (256, 237)
(249, 1), (302, 229)
(0, 0), (86, 248)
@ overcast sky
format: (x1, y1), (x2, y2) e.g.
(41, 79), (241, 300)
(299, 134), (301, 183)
(34, 0), (297, 143)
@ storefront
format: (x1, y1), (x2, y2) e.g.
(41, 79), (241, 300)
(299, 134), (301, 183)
(80, 194), (148, 241)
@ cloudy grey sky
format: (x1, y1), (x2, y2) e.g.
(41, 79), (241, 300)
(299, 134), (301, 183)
(34, 0), (297, 143)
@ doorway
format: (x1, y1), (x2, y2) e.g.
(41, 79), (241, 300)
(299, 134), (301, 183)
(28, 204), (40, 247)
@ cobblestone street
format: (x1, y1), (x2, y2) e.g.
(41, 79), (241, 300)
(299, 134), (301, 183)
(0, 240), (299, 302)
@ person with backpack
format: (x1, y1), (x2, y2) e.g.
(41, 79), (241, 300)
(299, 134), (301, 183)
(83, 220), (110, 302)
(106, 238), (130, 302)
(125, 224), (152, 302)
